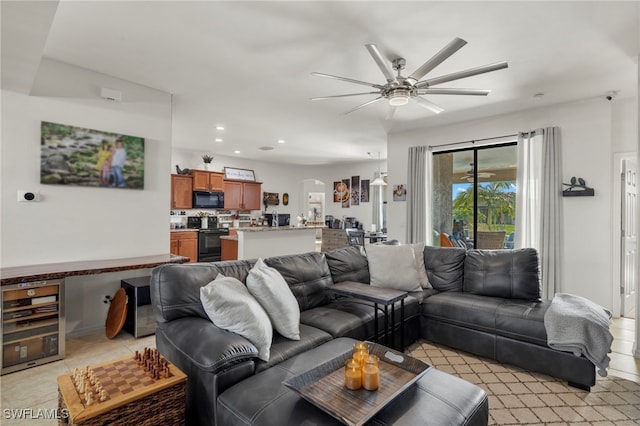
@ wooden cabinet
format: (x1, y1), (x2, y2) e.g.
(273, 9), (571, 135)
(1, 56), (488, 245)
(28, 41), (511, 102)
(2, 279), (65, 375)
(221, 232), (238, 261)
(170, 231), (198, 263)
(223, 180), (262, 210)
(171, 174), (193, 209)
(192, 171), (224, 192)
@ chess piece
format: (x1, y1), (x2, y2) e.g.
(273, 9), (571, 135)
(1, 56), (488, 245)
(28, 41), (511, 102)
(99, 390), (108, 402)
(86, 391), (93, 406)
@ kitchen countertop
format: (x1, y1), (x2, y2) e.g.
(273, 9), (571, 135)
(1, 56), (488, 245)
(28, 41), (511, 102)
(220, 235), (238, 241)
(232, 225), (325, 232)
(170, 228), (199, 233)
(0, 254), (188, 286)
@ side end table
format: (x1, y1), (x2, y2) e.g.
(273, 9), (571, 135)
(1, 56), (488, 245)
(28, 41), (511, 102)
(329, 281), (408, 351)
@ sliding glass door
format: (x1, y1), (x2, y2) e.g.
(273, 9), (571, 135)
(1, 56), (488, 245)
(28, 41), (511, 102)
(432, 144), (517, 249)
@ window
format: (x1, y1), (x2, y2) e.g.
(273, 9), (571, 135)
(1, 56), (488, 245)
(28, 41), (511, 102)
(432, 143), (517, 249)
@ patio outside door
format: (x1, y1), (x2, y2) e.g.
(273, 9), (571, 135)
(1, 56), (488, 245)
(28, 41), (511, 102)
(621, 158), (637, 317)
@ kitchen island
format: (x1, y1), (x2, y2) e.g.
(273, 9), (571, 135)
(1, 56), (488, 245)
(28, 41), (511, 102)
(231, 226), (322, 260)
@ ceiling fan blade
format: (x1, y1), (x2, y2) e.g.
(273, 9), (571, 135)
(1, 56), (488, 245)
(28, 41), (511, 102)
(344, 96), (384, 115)
(385, 106), (397, 121)
(421, 61), (509, 87)
(365, 44), (397, 83)
(414, 96), (444, 114)
(419, 88), (491, 96)
(311, 72), (384, 89)
(406, 37), (468, 85)
(311, 92), (381, 100)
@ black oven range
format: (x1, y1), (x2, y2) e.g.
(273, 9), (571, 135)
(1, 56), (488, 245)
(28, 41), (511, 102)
(198, 228), (229, 262)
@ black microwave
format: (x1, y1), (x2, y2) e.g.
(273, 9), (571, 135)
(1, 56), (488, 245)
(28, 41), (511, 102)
(193, 191), (224, 209)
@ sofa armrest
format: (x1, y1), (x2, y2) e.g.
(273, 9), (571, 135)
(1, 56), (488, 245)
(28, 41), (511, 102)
(158, 316), (259, 373)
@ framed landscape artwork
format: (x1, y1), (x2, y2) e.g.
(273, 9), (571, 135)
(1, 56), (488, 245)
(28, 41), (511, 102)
(40, 121), (145, 189)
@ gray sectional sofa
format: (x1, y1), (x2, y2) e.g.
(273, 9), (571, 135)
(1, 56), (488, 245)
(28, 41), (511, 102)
(150, 245), (596, 426)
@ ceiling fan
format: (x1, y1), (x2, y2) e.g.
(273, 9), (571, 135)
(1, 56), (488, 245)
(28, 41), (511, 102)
(461, 163), (495, 182)
(311, 38), (508, 116)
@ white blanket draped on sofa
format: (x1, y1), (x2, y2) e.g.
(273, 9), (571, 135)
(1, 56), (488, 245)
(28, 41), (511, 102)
(543, 293), (613, 377)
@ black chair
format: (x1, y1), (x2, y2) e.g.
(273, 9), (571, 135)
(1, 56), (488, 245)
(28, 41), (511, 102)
(346, 229), (364, 246)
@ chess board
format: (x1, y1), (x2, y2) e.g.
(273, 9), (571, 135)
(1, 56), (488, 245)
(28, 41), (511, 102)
(57, 349), (187, 425)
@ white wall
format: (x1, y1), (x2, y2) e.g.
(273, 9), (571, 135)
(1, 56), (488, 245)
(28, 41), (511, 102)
(388, 97), (635, 310)
(1, 64), (173, 336)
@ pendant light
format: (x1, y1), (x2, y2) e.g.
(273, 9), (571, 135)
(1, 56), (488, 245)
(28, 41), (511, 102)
(370, 151), (387, 186)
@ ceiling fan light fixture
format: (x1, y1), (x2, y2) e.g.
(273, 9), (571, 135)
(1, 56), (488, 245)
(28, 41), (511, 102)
(388, 88), (411, 106)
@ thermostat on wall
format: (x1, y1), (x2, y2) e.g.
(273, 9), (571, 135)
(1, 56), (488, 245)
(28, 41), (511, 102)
(17, 190), (41, 202)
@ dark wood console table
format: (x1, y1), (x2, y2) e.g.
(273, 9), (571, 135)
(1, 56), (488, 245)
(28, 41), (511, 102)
(328, 281), (408, 351)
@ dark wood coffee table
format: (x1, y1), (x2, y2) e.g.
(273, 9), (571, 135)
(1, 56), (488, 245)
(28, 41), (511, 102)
(329, 281), (408, 350)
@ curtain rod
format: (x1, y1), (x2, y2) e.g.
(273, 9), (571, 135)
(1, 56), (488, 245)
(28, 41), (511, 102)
(428, 133), (519, 151)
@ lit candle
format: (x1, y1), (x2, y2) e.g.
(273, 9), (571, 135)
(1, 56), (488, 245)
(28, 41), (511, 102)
(363, 354), (379, 391)
(344, 359), (362, 390)
(353, 342), (369, 368)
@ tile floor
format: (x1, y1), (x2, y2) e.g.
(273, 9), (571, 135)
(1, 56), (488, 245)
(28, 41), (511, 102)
(0, 318), (638, 425)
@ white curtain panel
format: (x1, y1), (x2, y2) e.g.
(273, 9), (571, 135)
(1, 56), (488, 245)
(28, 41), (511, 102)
(406, 146), (432, 244)
(372, 171), (383, 231)
(516, 127), (563, 299)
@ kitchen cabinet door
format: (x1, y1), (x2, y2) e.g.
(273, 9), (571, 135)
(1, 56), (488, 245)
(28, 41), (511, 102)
(191, 171), (209, 191)
(242, 182), (262, 210)
(193, 171), (224, 191)
(223, 181), (243, 210)
(171, 175), (193, 209)
(209, 172), (224, 191)
(170, 231), (198, 263)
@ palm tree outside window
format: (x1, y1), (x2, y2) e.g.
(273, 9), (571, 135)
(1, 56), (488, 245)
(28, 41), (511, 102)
(432, 143), (517, 249)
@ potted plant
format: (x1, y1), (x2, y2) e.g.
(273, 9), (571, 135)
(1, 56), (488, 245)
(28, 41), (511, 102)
(202, 154), (214, 170)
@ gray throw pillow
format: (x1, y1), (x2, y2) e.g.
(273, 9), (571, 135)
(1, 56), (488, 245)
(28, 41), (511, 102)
(200, 274), (273, 361)
(247, 258), (301, 340)
(411, 242), (431, 289)
(366, 244), (422, 292)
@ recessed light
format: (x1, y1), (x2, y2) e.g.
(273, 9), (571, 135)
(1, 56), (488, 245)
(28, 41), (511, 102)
(533, 93), (544, 99)
(277, 139), (285, 144)
(215, 138), (223, 142)
(233, 150), (241, 154)
(215, 125), (225, 131)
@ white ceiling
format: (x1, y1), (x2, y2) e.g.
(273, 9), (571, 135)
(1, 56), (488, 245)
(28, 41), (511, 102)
(2, 1), (639, 165)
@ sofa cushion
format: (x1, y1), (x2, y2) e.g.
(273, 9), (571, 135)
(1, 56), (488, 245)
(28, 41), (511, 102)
(265, 252), (334, 311)
(494, 299), (550, 346)
(464, 248), (541, 301)
(300, 296), (421, 341)
(300, 299), (376, 340)
(366, 244), (422, 292)
(151, 261), (255, 323)
(423, 246), (466, 292)
(421, 292), (506, 334)
(200, 275), (273, 361)
(254, 324), (332, 373)
(325, 246), (370, 284)
(247, 258), (300, 340)
(412, 243), (431, 289)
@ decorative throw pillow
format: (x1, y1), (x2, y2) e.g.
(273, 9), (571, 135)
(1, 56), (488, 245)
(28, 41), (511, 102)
(246, 258), (301, 340)
(365, 244), (422, 292)
(200, 274), (273, 361)
(411, 243), (431, 289)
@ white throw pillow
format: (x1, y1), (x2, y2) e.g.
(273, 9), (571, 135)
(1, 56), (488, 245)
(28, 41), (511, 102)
(200, 274), (273, 361)
(366, 244), (422, 292)
(412, 243), (431, 289)
(247, 258), (301, 340)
